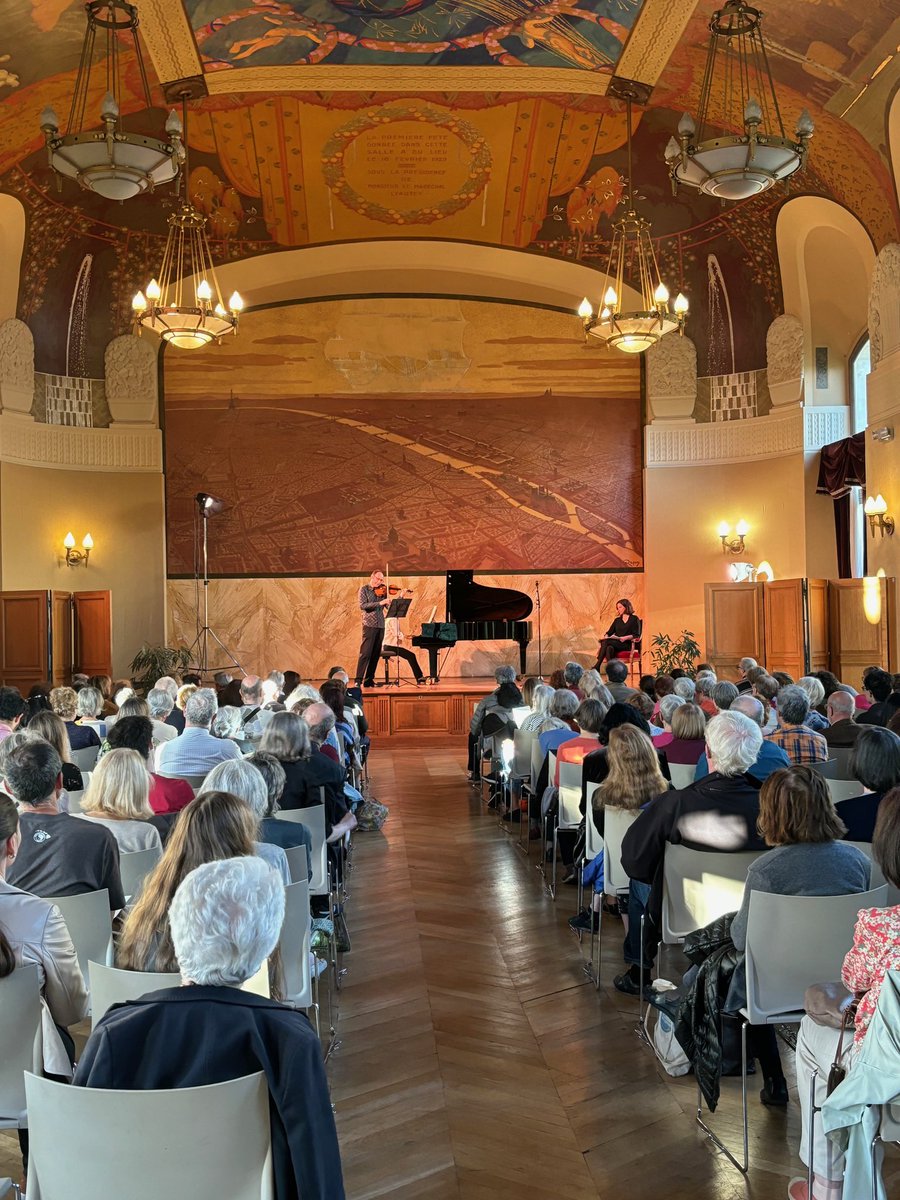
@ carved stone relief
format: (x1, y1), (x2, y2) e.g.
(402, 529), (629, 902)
(0, 317), (35, 418)
(766, 313), (804, 408)
(645, 334), (696, 424)
(104, 334), (159, 425)
(868, 243), (900, 366)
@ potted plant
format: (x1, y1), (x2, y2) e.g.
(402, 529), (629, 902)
(130, 644), (193, 693)
(649, 630), (702, 676)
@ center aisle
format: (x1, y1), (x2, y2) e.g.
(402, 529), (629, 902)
(329, 746), (802, 1200)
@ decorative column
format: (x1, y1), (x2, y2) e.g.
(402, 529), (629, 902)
(645, 334), (697, 425)
(104, 334), (159, 425)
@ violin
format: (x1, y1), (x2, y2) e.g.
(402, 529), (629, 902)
(374, 583), (406, 599)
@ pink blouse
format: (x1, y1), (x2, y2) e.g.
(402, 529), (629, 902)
(841, 904), (900, 1047)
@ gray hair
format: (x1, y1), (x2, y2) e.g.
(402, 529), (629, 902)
(267, 671), (284, 689)
(739, 657), (757, 673)
(563, 661), (584, 686)
(212, 706), (242, 739)
(798, 676), (826, 709)
(0, 730), (32, 783)
(605, 660), (628, 683)
(284, 684), (321, 708)
(154, 676), (179, 700)
(673, 677), (696, 701)
(169, 857), (284, 988)
(711, 681), (739, 711)
(827, 690), (856, 719)
(531, 683), (554, 716)
(658, 694), (686, 725)
(245, 751), (286, 816)
(549, 689), (578, 720)
(259, 711), (311, 762)
(704, 710), (762, 777)
(147, 687), (174, 718)
(777, 685), (810, 726)
(731, 694), (765, 727)
(113, 686), (135, 707)
(695, 671), (717, 698)
(494, 665), (516, 685)
(184, 688), (218, 727)
(75, 686), (103, 719)
(201, 759), (268, 821)
(241, 675), (264, 703)
(3, 740), (62, 806)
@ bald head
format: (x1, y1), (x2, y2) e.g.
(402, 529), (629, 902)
(240, 674), (263, 703)
(731, 694), (764, 727)
(302, 701), (335, 745)
(827, 690), (855, 722)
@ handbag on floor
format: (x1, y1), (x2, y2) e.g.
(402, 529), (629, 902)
(649, 1007), (691, 1076)
(356, 798), (389, 831)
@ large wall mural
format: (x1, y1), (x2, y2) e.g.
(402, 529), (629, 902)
(162, 299), (643, 575)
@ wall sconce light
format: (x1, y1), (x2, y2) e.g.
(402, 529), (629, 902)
(718, 519), (749, 555)
(64, 531), (93, 566)
(864, 495), (895, 538)
(871, 427), (894, 443)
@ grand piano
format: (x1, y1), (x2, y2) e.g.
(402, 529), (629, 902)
(412, 571), (533, 681)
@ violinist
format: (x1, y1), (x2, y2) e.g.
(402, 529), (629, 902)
(354, 570), (413, 689)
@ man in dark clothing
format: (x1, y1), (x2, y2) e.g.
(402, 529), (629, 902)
(856, 667), (900, 727)
(615, 710), (767, 996)
(823, 689), (863, 747)
(355, 569), (391, 687)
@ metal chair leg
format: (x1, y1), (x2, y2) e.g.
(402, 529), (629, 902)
(550, 825), (558, 899)
(809, 1068), (818, 1199)
(694, 1016), (749, 1173)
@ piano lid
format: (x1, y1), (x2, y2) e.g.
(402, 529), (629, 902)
(446, 570), (533, 623)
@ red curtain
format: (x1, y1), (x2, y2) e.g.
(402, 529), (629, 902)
(816, 432), (866, 579)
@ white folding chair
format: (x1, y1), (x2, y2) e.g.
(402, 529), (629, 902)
(828, 745), (854, 780)
(70, 746), (99, 772)
(668, 762), (697, 789)
(551, 759), (583, 898)
(24, 1071), (274, 1200)
(88, 962), (180, 1028)
(698, 885), (888, 1174)
(274, 803), (340, 988)
(810, 758), (839, 779)
(0, 965), (41, 1145)
(282, 843), (311, 885)
(538, 751), (557, 883)
(280, 880), (320, 1036)
(156, 772), (206, 793)
(660, 845), (764, 945)
(45, 890), (112, 997)
(827, 778), (866, 803)
(118, 847), (162, 903)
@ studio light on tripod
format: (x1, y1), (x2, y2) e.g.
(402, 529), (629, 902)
(195, 492), (225, 518)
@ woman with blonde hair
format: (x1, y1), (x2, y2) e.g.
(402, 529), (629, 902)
(597, 725), (669, 812)
(117, 790), (258, 974)
(24, 710), (83, 793)
(78, 748), (160, 852)
(51, 685), (101, 752)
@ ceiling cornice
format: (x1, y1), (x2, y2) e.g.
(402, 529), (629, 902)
(616, 0), (702, 87)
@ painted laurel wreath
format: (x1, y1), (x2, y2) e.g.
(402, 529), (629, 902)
(321, 104), (493, 226)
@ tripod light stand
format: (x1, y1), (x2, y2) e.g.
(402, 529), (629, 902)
(186, 491), (244, 678)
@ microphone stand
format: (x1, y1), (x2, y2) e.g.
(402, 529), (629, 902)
(535, 579), (543, 679)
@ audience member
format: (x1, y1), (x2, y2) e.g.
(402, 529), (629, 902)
(200, 760), (290, 885)
(604, 659), (637, 703)
(628, 690), (661, 734)
(156, 689), (242, 777)
(772, 671), (795, 689)
(23, 711), (83, 792)
(536, 690), (580, 771)
(302, 700), (343, 763)
(51, 686), (101, 752)
(856, 667), (899, 726)
(842, 725), (900, 841)
(89, 675), (117, 718)
(5, 740), (124, 909)
(107, 715), (193, 815)
(77, 748), (161, 853)
(695, 694), (789, 783)
(638, 673), (656, 699)
(77, 856), (345, 1199)
(652, 674), (675, 715)
(662, 702), (707, 765)
(797, 676), (829, 732)
(736, 656), (757, 693)
(673, 677), (696, 702)
(212, 705), (243, 741)
(652, 694), (685, 748)
(823, 689), (861, 747)
(711, 680), (738, 712)
(238, 674), (274, 739)
(0, 686), (26, 742)
(246, 750), (313, 876)
(469, 666), (520, 774)
(520, 682), (554, 733)
(285, 682), (322, 710)
(320, 679), (358, 752)
(259, 712), (355, 843)
(155, 676), (185, 732)
(145, 687), (180, 744)
(695, 671), (718, 717)
(580, 703), (671, 803)
(563, 661), (584, 698)
(765, 685), (828, 763)
(75, 685), (107, 736)
(752, 673), (780, 732)
(554, 698), (607, 783)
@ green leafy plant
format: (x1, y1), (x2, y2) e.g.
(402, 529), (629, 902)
(649, 630), (702, 676)
(130, 644), (192, 693)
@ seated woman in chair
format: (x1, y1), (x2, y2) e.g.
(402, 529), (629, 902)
(594, 598), (642, 669)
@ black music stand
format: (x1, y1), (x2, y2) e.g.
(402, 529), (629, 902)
(382, 596), (413, 688)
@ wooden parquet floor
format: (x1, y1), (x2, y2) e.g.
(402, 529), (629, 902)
(330, 746), (814, 1200)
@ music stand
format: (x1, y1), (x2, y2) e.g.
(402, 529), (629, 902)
(382, 596), (412, 688)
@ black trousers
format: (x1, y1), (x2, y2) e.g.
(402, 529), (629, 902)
(594, 637), (632, 668)
(355, 626), (384, 685)
(383, 643), (423, 680)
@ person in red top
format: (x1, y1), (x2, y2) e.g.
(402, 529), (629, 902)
(554, 699), (607, 785)
(695, 671), (718, 718)
(107, 716), (193, 814)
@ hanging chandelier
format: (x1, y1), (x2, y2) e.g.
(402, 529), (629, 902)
(39, 1), (183, 202)
(132, 95), (243, 350)
(578, 93), (688, 355)
(664, 1), (814, 201)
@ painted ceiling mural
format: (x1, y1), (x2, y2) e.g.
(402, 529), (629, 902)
(1, 0), (899, 394)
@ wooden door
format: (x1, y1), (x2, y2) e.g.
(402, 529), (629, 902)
(0, 590), (50, 690)
(704, 582), (765, 680)
(807, 579), (830, 675)
(828, 578), (895, 690)
(764, 579), (806, 679)
(50, 591), (72, 686)
(73, 591), (112, 678)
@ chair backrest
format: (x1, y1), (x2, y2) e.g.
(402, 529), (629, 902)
(45, 890), (111, 988)
(546, 751), (557, 793)
(584, 783), (602, 863)
(845, 842), (898, 904)
(827, 778), (866, 803)
(809, 758), (839, 779)
(0, 964), (41, 1123)
(661, 845), (765, 944)
(668, 762), (697, 789)
(513, 729), (535, 779)
(603, 807), (639, 895)
(88, 962), (180, 1029)
(279, 880), (312, 1009)
(118, 847), (162, 903)
(557, 760), (583, 827)
(70, 746), (99, 771)
(24, 1071), (274, 1200)
(829, 746), (855, 780)
(275, 802), (327, 894)
(282, 843), (310, 886)
(530, 735), (546, 785)
(744, 886), (888, 1024)
(156, 773), (206, 792)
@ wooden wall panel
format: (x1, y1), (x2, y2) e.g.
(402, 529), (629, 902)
(764, 579), (805, 679)
(829, 578), (895, 690)
(51, 592), (72, 687)
(360, 689), (479, 738)
(73, 591), (112, 678)
(807, 579), (830, 676)
(0, 591), (50, 691)
(704, 582), (765, 680)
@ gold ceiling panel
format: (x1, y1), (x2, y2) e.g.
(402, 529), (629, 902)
(138, 0), (203, 86)
(617, 0), (701, 86)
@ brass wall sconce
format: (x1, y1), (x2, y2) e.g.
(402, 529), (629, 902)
(864, 495), (895, 538)
(718, 519), (749, 555)
(64, 531), (93, 566)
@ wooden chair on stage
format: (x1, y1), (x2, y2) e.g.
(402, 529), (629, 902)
(615, 643), (642, 679)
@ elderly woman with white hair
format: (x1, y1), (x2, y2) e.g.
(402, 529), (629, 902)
(200, 759), (291, 885)
(653, 693), (686, 748)
(520, 682), (554, 734)
(74, 856), (345, 1200)
(797, 675), (830, 732)
(51, 686), (101, 752)
(616, 710), (769, 997)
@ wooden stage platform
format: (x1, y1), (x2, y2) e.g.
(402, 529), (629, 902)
(361, 677), (486, 739)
